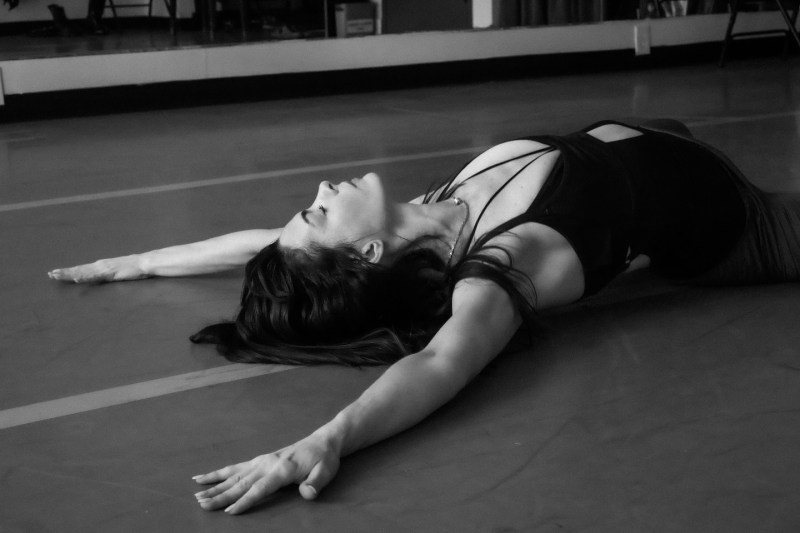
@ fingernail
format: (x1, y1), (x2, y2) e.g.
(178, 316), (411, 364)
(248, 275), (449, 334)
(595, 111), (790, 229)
(224, 505), (234, 513)
(197, 498), (211, 504)
(194, 492), (204, 499)
(192, 475), (203, 480)
(306, 485), (318, 498)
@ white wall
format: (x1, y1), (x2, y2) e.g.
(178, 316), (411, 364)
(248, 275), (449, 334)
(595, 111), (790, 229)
(473, 0), (493, 29)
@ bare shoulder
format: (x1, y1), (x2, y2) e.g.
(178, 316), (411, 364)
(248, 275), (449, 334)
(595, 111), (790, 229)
(461, 223), (585, 310)
(423, 227), (580, 375)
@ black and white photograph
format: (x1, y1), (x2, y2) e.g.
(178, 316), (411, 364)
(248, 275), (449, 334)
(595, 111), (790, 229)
(1, 1), (799, 531)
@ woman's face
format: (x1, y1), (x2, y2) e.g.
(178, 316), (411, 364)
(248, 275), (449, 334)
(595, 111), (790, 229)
(279, 173), (391, 249)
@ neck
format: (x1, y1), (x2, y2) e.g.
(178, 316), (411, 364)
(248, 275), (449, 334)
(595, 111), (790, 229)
(384, 200), (468, 261)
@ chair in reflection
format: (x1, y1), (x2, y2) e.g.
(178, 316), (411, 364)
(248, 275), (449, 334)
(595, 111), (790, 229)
(106, 0), (178, 34)
(720, 0), (800, 65)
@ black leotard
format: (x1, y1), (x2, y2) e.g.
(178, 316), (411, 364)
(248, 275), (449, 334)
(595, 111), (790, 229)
(429, 121), (747, 297)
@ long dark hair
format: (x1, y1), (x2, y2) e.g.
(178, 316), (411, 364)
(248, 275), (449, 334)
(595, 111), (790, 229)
(190, 241), (454, 366)
(191, 236), (538, 366)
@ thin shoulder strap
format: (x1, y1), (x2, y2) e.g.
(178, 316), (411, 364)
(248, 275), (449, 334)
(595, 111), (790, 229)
(468, 156), (565, 254)
(461, 149), (555, 249)
(427, 146), (553, 204)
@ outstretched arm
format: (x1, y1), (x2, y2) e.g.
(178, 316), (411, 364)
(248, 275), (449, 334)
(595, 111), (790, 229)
(49, 229), (281, 283)
(192, 279), (521, 514)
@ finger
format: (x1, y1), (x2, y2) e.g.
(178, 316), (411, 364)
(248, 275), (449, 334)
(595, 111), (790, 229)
(54, 264), (109, 284)
(192, 465), (238, 485)
(48, 268), (74, 282)
(199, 473), (258, 511)
(59, 267), (90, 283)
(194, 474), (241, 501)
(299, 460), (338, 501)
(224, 476), (287, 515)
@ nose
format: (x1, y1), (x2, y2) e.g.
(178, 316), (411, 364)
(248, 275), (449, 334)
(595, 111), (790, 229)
(318, 180), (337, 196)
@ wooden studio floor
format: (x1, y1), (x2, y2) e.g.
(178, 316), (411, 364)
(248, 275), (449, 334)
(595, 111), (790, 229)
(1, 58), (800, 532)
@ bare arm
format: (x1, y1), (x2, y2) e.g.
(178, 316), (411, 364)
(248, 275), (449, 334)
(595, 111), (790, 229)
(326, 279), (521, 455)
(192, 279), (521, 514)
(49, 228), (281, 283)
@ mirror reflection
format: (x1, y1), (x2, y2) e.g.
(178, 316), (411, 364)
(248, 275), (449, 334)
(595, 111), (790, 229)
(1, 0), (739, 52)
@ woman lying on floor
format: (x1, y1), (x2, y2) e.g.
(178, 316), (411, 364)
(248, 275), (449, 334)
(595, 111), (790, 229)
(49, 119), (800, 514)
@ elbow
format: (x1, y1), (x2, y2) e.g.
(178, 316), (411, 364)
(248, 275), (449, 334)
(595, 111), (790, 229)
(421, 345), (492, 396)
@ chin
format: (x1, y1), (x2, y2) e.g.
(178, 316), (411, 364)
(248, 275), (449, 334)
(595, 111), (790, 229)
(361, 173), (390, 200)
(360, 172), (379, 185)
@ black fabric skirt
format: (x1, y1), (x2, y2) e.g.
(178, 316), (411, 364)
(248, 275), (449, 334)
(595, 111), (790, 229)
(694, 189), (800, 285)
(640, 119), (800, 285)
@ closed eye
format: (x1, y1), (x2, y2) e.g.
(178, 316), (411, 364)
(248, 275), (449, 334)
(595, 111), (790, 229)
(318, 205), (327, 215)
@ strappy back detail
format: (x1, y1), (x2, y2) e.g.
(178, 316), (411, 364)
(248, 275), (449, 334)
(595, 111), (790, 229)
(425, 146), (556, 248)
(423, 120), (748, 299)
(424, 131), (635, 296)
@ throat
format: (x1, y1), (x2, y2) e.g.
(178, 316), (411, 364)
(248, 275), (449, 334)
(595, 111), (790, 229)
(388, 200), (472, 262)
(447, 197), (470, 263)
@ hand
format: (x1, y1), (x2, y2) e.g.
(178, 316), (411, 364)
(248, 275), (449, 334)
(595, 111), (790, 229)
(48, 255), (148, 283)
(192, 434), (341, 515)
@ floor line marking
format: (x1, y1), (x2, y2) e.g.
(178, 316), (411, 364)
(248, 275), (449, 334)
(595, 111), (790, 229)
(0, 363), (297, 430)
(683, 109), (800, 128)
(0, 146), (487, 214)
(3, 110), (798, 214)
